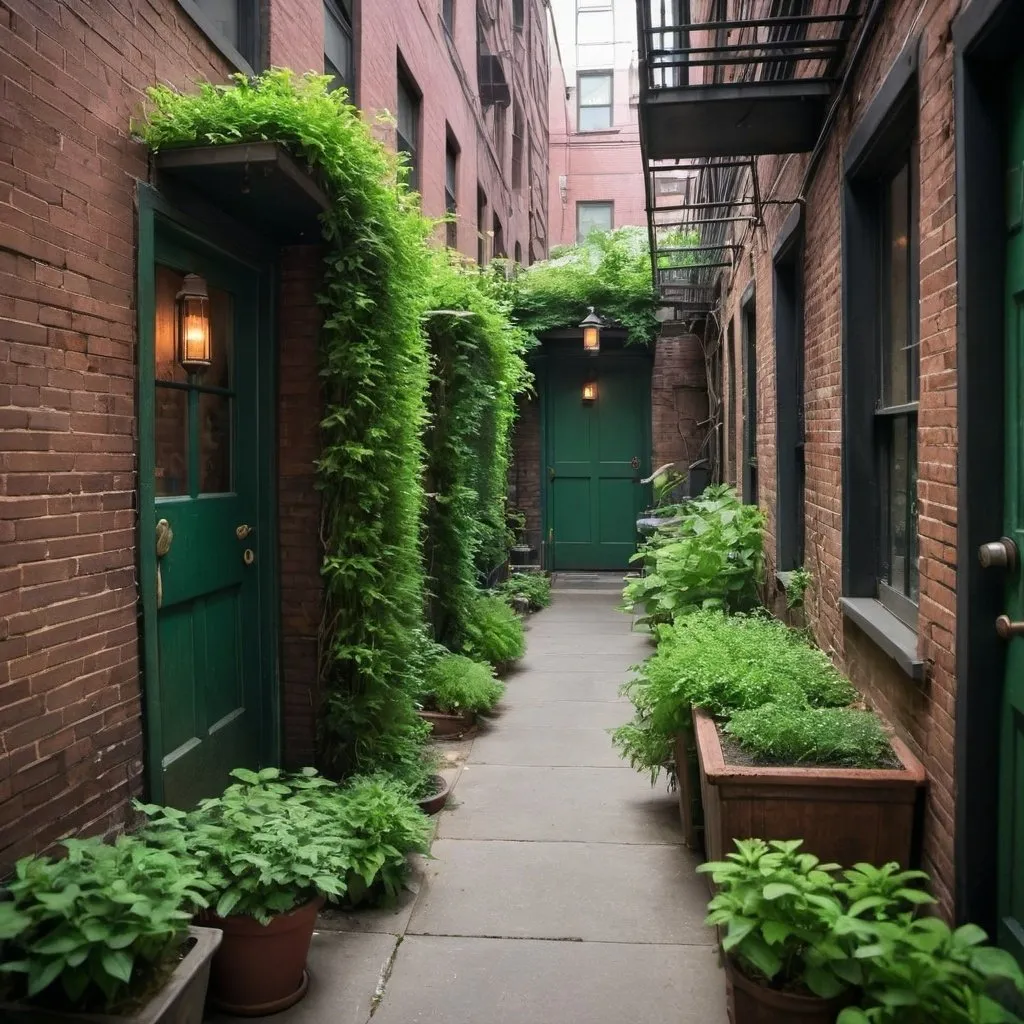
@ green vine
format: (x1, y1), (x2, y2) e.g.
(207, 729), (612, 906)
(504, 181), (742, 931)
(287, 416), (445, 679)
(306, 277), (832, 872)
(140, 71), (435, 792)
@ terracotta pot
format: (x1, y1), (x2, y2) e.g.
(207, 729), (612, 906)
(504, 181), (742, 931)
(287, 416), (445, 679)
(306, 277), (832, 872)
(726, 958), (851, 1024)
(419, 708), (475, 737)
(205, 896), (323, 1016)
(694, 707), (926, 873)
(417, 773), (453, 815)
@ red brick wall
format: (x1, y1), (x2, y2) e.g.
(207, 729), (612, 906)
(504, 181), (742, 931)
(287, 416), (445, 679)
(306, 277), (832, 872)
(276, 247), (323, 769)
(0, 0), (235, 867)
(715, 0), (959, 912)
(267, 0), (322, 72)
(510, 393), (542, 546)
(652, 326), (709, 473)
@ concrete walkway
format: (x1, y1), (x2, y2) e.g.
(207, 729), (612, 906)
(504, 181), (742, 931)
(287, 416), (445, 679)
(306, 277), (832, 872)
(270, 579), (727, 1024)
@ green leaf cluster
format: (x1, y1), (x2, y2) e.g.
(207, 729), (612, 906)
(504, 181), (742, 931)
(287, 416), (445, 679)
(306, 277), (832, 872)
(422, 653), (505, 714)
(611, 610), (858, 783)
(138, 767), (428, 925)
(0, 836), (208, 1012)
(496, 571), (552, 611)
(462, 594), (526, 668)
(623, 485), (765, 626)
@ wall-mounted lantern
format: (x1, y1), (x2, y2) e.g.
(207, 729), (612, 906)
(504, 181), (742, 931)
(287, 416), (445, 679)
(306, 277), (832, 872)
(176, 274), (211, 374)
(580, 306), (602, 353)
(582, 381), (597, 402)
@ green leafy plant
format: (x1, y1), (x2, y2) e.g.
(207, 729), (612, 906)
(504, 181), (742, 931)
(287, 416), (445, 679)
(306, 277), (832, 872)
(496, 572), (552, 611)
(423, 653), (505, 714)
(839, 918), (1024, 1024)
(623, 485), (765, 625)
(462, 593), (526, 667)
(724, 701), (892, 768)
(786, 566), (813, 609)
(0, 836), (208, 1011)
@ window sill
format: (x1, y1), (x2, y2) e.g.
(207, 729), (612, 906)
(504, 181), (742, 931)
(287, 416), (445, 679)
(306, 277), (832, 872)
(575, 128), (621, 136)
(840, 597), (925, 681)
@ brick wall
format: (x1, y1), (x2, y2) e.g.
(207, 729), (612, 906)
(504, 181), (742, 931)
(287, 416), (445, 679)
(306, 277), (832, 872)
(652, 325), (709, 474)
(715, 0), (959, 912)
(0, 0), (234, 867)
(510, 393), (542, 547)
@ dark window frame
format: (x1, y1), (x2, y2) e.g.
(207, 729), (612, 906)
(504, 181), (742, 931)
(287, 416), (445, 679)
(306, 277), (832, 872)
(324, 0), (354, 98)
(726, 318), (737, 487)
(774, 206), (805, 571)
(511, 100), (524, 190)
(575, 200), (613, 241)
(577, 70), (613, 132)
(741, 282), (758, 506)
(176, 0), (262, 74)
(396, 61), (422, 195)
(477, 185), (488, 266)
(841, 36), (921, 634)
(445, 131), (459, 249)
(512, 0), (524, 31)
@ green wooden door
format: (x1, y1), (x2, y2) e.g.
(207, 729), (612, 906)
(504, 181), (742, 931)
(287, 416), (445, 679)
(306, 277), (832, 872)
(1001, 57), (1024, 961)
(547, 358), (650, 570)
(148, 234), (267, 807)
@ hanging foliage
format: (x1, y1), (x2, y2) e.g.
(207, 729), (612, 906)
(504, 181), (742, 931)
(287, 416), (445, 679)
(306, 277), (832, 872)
(140, 71), (435, 792)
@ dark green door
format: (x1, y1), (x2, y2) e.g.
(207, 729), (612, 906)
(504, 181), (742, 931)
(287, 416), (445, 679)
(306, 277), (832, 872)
(1000, 57), (1024, 961)
(546, 358), (650, 570)
(148, 234), (267, 807)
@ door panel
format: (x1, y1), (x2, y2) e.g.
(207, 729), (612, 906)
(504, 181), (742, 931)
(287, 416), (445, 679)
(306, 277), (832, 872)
(547, 358), (650, 570)
(150, 241), (265, 808)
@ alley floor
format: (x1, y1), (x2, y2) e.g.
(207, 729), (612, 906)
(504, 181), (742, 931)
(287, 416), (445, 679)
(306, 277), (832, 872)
(259, 577), (728, 1023)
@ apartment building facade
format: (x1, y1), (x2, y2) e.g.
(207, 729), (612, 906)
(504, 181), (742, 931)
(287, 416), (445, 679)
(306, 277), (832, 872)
(0, 0), (550, 868)
(636, 0), (1024, 951)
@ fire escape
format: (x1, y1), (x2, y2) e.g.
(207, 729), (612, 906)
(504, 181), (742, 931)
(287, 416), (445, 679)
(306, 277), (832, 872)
(636, 0), (863, 318)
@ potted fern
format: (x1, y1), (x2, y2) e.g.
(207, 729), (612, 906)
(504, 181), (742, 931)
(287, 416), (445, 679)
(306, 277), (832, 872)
(0, 835), (219, 1024)
(462, 593), (526, 674)
(418, 653), (505, 737)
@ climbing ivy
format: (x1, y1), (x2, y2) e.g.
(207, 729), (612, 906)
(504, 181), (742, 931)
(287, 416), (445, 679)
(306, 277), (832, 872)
(140, 71), (435, 791)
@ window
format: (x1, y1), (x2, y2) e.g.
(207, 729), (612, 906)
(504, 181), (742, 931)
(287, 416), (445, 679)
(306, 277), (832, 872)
(178, 0), (260, 71)
(492, 102), (507, 170)
(513, 0), (523, 30)
(324, 1), (353, 95)
(741, 289), (758, 506)
(477, 186), (488, 266)
(493, 213), (505, 259)
(511, 101), (524, 190)
(774, 210), (805, 572)
(514, 240), (522, 265)
(445, 138), (459, 249)
(577, 8), (612, 42)
(577, 72), (612, 131)
(726, 319), (736, 487)
(442, 0), (454, 33)
(576, 201), (612, 241)
(397, 67), (421, 194)
(841, 41), (919, 635)
(576, 0), (613, 66)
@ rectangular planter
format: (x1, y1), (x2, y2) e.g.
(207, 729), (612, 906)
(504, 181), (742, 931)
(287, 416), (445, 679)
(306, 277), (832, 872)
(694, 708), (926, 870)
(1, 926), (223, 1024)
(672, 731), (704, 852)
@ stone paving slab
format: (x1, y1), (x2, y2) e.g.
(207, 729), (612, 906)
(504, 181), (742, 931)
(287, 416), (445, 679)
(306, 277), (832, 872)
(438, 765), (681, 845)
(408, 839), (715, 944)
(371, 935), (728, 1024)
(488, 698), (630, 729)
(501, 675), (633, 703)
(468, 725), (625, 767)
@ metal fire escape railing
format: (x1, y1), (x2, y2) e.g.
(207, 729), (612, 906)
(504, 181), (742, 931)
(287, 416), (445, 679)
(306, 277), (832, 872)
(636, 0), (862, 312)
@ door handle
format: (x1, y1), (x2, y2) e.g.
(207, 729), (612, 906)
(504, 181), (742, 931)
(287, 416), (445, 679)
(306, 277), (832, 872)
(236, 523), (252, 540)
(630, 456), (640, 469)
(996, 615), (1024, 640)
(548, 466), (556, 481)
(155, 518), (173, 610)
(979, 537), (1018, 571)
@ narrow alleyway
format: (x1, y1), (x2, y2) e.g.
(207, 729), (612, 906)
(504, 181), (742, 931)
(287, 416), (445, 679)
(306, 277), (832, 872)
(269, 578), (727, 1024)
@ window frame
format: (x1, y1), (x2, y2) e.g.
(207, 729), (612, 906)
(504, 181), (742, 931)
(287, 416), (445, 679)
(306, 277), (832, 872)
(576, 70), (613, 132)
(741, 283), (758, 506)
(841, 36), (921, 638)
(511, 100), (524, 190)
(396, 63), (422, 195)
(445, 133), (459, 250)
(176, 0), (261, 74)
(726, 318), (737, 487)
(324, 0), (354, 98)
(477, 186), (488, 267)
(575, 200), (613, 241)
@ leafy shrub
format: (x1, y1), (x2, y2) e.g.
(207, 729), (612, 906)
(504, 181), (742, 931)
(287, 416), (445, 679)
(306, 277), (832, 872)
(424, 653), (505, 714)
(463, 594), (526, 667)
(0, 836), (208, 1011)
(612, 611), (857, 783)
(623, 485), (765, 625)
(725, 702), (892, 768)
(497, 572), (552, 612)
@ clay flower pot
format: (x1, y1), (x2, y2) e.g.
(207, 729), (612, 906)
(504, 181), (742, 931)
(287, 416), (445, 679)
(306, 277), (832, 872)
(419, 708), (475, 737)
(726, 958), (851, 1024)
(205, 896), (323, 1016)
(417, 773), (453, 815)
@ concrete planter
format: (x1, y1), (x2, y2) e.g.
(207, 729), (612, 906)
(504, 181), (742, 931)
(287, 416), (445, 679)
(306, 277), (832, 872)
(1, 926), (222, 1024)
(419, 708), (476, 737)
(694, 707), (926, 869)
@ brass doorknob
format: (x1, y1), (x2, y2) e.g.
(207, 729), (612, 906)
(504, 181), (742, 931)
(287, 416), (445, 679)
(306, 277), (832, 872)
(236, 524), (252, 540)
(996, 615), (1024, 640)
(979, 537), (1018, 571)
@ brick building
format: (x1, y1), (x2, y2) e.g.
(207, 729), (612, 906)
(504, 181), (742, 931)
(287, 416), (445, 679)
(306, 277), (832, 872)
(0, 0), (550, 867)
(635, 0), (1024, 947)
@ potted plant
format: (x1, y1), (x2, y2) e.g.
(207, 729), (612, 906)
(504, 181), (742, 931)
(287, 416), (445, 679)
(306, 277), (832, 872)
(139, 768), (360, 1016)
(0, 835), (219, 1024)
(495, 572), (552, 614)
(462, 593), (526, 675)
(418, 653), (505, 736)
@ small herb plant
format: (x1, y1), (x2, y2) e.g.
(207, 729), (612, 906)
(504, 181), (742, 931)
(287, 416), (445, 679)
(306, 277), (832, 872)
(496, 572), (552, 612)
(0, 836), (209, 1011)
(623, 486), (765, 626)
(423, 653), (505, 715)
(786, 566), (813, 609)
(725, 702), (892, 768)
(462, 593), (526, 667)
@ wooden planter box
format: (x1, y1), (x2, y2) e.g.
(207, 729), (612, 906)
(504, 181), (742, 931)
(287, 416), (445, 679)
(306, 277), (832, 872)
(672, 731), (703, 852)
(694, 708), (926, 870)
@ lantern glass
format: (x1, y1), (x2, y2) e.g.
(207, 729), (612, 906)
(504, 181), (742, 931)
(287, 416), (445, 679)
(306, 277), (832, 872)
(176, 275), (211, 373)
(582, 381), (597, 401)
(582, 325), (600, 352)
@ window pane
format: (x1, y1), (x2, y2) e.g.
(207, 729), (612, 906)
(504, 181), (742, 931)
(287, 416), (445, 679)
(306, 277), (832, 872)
(577, 10), (613, 43)
(199, 393), (232, 494)
(398, 81), (418, 149)
(577, 202), (612, 240)
(577, 42), (615, 67)
(325, 4), (352, 89)
(199, 0), (240, 48)
(579, 73), (612, 106)
(155, 266), (189, 385)
(446, 149), (457, 196)
(155, 386), (188, 497)
(885, 416), (910, 595)
(578, 104), (612, 131)
(206, 285), (233, 391)
(883, 163), (911, 406)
